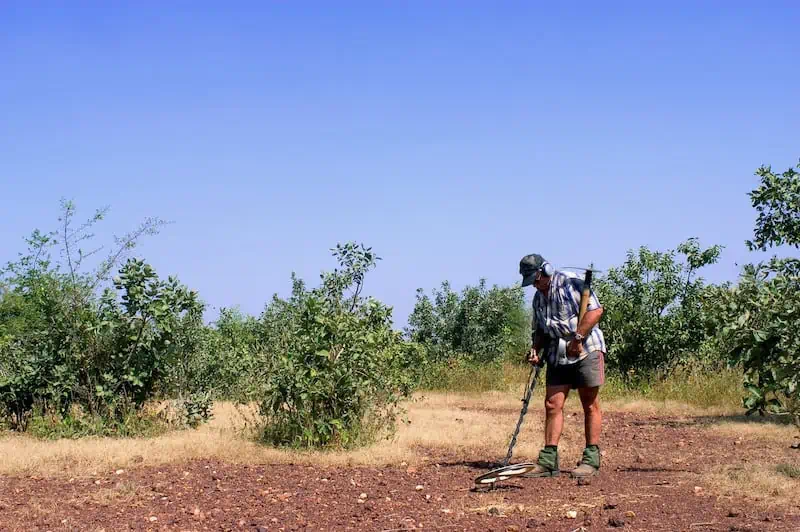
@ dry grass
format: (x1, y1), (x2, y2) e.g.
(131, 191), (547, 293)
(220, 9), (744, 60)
(81, 480), (141, 506)
(422, 362), (746, 411)
(705, 463), (800, 511)
(0, 392), (590, 478)
(703, 418), (799, 444)
(601, 398), (740, 418)
(0, 388), (791, 482)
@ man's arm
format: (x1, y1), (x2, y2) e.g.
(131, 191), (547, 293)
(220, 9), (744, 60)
(576, 306), (603, 338)
(528, 301), (546, 364)
(566, 277), (604, 356)
(528, 327), (547, 365)
(567, 306), (603, 358)
(568, 276), (603, 333)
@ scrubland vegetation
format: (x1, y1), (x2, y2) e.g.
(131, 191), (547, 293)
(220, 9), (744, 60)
(1, 159), (798, 448)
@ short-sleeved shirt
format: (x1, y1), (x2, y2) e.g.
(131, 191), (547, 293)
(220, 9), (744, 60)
(532, 270), (606, 365)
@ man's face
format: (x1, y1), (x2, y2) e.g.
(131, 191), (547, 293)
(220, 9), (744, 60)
(533, 270), (551, 291)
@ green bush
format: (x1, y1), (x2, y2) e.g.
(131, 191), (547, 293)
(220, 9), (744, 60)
(715, 258), (799, 424)
(0, 200), (211, 434)
(180, 307), (265, 403)
(712, 159), (800, 428)
(418, 358), (530, 393)
(593, 238), (723, 374)
(253, 243), (427, 448)
(406, 279), (530, 364)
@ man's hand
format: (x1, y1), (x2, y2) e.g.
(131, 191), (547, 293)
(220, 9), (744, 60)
(566, 338), (583, 358)
(527, 347), (541, 366)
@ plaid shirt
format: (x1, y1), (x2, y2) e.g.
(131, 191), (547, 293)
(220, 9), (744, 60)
(532, 270), (606, 365)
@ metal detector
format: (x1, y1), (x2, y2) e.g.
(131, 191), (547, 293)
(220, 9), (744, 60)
(472, 360), (544, 485)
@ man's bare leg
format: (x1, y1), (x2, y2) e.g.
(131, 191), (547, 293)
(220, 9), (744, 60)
(523, 384), (571, 477)
(578, 386), (601, 446)
(570, 385), (602, 478)
(545, 385), (571, 446)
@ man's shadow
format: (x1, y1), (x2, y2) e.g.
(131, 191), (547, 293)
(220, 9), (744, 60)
(439, 459), (503, 470)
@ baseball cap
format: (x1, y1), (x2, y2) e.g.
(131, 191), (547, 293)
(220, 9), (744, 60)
(519, 253), (547, 287)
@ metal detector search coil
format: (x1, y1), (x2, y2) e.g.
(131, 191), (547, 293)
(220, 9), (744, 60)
(473, 461), (540, 485)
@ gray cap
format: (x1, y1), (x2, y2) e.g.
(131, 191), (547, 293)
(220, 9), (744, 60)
(519, 253), (547, 287)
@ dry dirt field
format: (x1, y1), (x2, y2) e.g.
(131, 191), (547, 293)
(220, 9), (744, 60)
(1, 391), (799, 531)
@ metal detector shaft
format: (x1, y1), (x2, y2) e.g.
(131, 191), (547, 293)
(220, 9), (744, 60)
(501, 361), (542, 467)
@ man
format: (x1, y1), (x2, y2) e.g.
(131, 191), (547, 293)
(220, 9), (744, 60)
(518, 253), (606, 479)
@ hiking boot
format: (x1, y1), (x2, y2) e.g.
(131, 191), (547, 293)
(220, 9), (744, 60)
(570, 445), (600, 478)
(522, 445), (560, 477)
(570, 462), (598, 478)
(522, 463), (560, 477)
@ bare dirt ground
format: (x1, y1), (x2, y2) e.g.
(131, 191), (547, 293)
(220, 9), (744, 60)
(2, 397), (798, 531)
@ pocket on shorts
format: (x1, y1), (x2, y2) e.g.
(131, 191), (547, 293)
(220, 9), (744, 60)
(579, 351), (605, 387)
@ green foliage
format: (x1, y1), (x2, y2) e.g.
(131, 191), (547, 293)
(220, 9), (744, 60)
(594, 237), (723, 374)
(716, 258), (800, 425)
(94, 258), (205, 411)
(599, 364), (745, 410)
(746, 159), (800, 251)
(25, 404), (172, 439)
(418, 358), (529, 393)
(254, 242), (427, 449)
(717, 158), (800, 428)
(193, 307), (265, 402)
(406, 279), (530, 364)
(0, 200), (211, 434)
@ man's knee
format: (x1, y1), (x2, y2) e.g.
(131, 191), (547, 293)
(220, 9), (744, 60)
(579, 388), (601, 413)
(545, 396), (561, 413)
(583, 399), (601, 415)
(545, 388), (568, 413)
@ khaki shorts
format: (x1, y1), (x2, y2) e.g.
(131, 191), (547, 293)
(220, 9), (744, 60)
(546, 350), (605, 389)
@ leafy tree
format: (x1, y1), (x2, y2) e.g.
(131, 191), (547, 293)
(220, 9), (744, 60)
(594, 238), (723, 374)
(179, 307), (266, 404)
(0, 200), (209, 433)
(94, 258), (205, 416)
(718, 258), (799, 425)
(719, 159), (800, 427)
(746, 159), (800, 251)
(254, 243), (426, 448)
(406, 279), (530, 363)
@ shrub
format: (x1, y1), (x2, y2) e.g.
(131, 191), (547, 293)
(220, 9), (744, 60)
(253, 243), (426, 448)
(717, 258), (800, 425)
(593, 238), (723, 374)
(181, 307), (265, 403)
(0, 200), (211, 434)
(707, 159), (800, 429)
(406, 279), (530, 364)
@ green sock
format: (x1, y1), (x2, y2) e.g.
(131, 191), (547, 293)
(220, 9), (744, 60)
(538, 445), (558, 470)
(582, 445), (600, 468)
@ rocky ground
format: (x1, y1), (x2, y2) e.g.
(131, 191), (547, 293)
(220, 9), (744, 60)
(1, 411), (798, 531)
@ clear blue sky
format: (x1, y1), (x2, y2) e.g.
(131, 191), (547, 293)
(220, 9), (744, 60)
(2, 2), (799, 327)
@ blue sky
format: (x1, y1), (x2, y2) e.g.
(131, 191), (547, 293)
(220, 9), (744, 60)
(2, 2), (799, 327)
